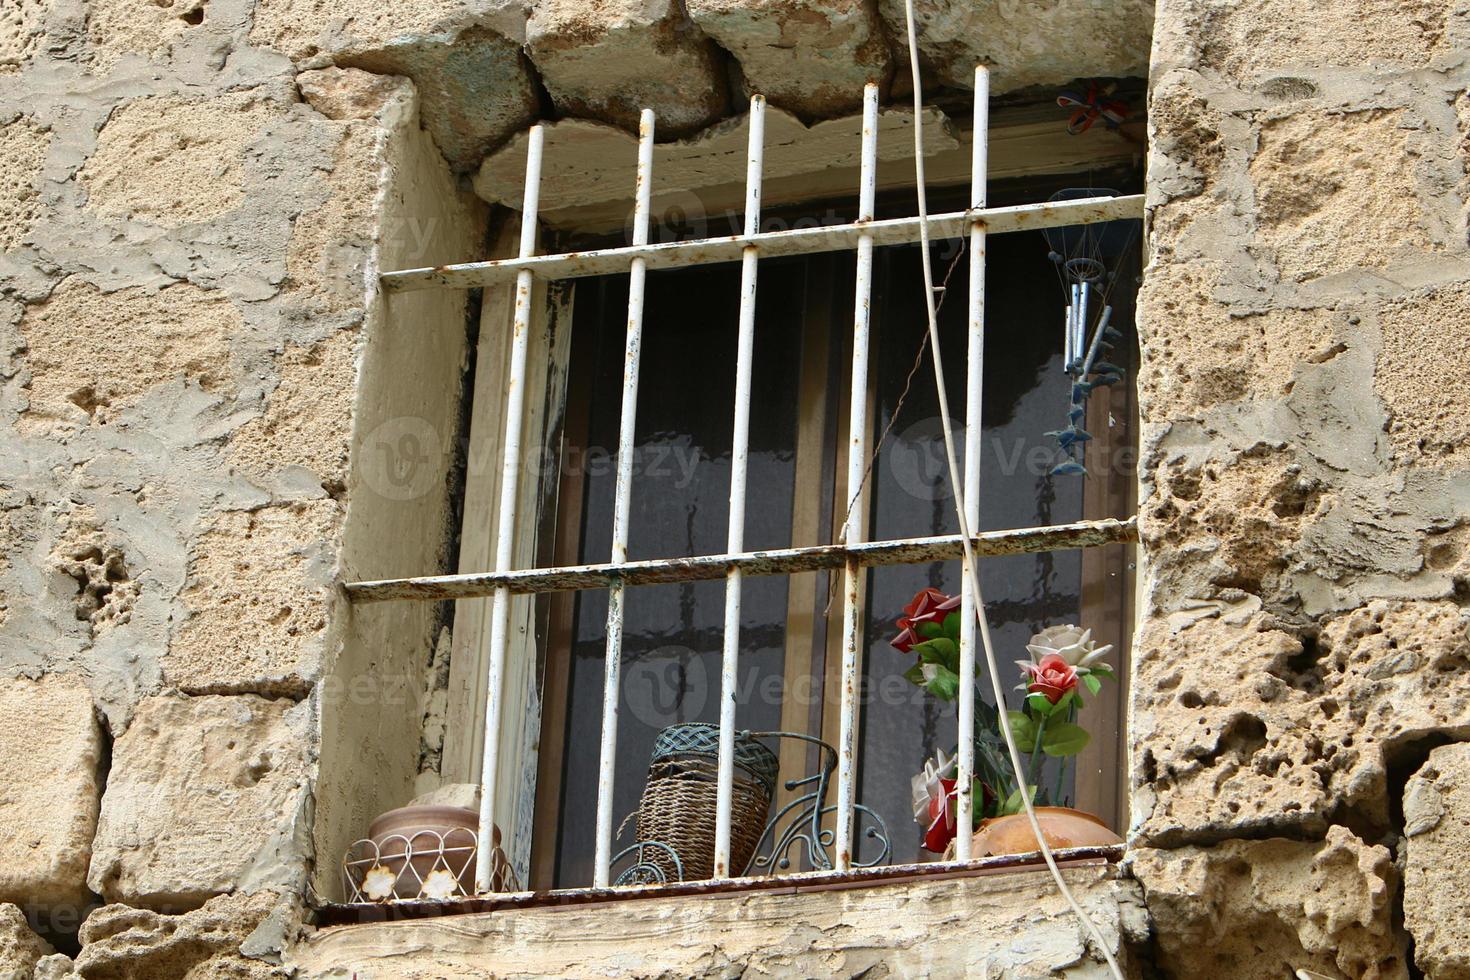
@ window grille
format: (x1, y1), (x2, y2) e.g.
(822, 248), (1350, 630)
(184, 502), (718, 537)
(348, 68), (1144, 895)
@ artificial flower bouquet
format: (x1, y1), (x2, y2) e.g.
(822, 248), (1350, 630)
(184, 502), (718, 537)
(892, 587), (1114, 854)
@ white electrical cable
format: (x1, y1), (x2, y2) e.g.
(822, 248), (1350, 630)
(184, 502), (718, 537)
(899, 6), (1126, 977)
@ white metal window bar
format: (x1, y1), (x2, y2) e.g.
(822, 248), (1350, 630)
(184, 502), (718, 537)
(351, 70), (1144, 896)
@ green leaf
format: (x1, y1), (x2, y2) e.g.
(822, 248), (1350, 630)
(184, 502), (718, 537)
(1089, 663), (1115, 677)
(903, 661), (926, 687)
(942, 610), (962, 642)
(923, 664), (960, 701)
(1026, 692), (1056, 716)
(999, 785), (1038, 816)
(1006, 710), (1036, 747)
(1041, 721), (1091, 757)
(917, 620), (944, 640)
(1052, 689), (1077, 714)
(917, 637), (959, 672)
(1082, 673), (1102, 696)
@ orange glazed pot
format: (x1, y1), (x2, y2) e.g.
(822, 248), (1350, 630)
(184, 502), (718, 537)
(968, 806), (1122, 858)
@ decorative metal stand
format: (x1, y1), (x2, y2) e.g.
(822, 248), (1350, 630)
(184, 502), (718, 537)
(343, 827), (479, 903)
(611, 727), (891, 885)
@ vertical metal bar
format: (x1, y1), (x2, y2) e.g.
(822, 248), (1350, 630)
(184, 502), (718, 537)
(713, 95), (766, 879)
(476, 123), (545, 893)
(835, 82), (879, 871)
(955, 64), (988, 862)
(593, 108), (656, 888)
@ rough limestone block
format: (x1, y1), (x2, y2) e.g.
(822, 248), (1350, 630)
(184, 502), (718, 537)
(75, 891), (286, 978)
(255, 1), (538, 170)
(876, 0), (1153, 93)
(1403, 743), (1470, 979)
(0, 903), (54, 978)
(1131, 600), (1470, 846)
(18, 278), (240, 431)
(527, 0), (728, 139)
(1178, 0), (1465, 80)
(227, 332), (358, 494)
(341, 25), (540, 171)
(0, 674), (102, 913)
(79, 93), (291, 228)
(0, 0), (47, 69)
(166, 502), (340, 696)
(1248, 109), (1436, 284)
(0, 116), (48, 252)
(684, 0), (889, 118)
(85, 0), (208, 71)
(1377, 281), (1470, 468)
(87, 694), (311, 909)
(1132, 827), (1406, 979)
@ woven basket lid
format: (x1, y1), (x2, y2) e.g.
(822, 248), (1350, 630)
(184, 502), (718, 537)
(650, 723), (779, 796)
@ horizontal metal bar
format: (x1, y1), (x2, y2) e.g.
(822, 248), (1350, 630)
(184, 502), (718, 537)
(380, 195), (1144, 292)
(344, 516), (1137, 603)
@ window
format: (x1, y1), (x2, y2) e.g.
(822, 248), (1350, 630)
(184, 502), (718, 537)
(348, 79), (1143, 900)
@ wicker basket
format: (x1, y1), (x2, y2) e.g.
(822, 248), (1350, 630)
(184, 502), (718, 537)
(632, 723), (779, 882)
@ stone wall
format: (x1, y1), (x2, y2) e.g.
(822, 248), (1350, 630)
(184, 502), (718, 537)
(0, 0), (481, 971)
(1131, 0), (1470, 975)
(1, 0), (1466, 974)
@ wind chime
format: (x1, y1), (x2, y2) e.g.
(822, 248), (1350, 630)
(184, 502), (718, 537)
(1042, 188), (1136, 478)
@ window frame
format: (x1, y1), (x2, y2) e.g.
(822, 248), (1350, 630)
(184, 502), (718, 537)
(348, 86), (1145, 900)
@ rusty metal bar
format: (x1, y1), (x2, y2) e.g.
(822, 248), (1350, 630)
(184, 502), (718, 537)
(475, 123), (544, 894)
(345, 517), (1137, 603)
(956, 64), (989, 863)
(379, 196), (1145, 292)
(593, 108), (656, 889)
(714, 94), (766, 880)
(834, 83), (880, 871)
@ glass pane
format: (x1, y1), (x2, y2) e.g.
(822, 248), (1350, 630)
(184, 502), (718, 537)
(857, 227), (1109, 864)
(554, 260), (806, 887)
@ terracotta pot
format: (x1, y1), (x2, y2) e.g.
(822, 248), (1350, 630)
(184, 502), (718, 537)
(367, 804), (479, 899)
(967, 806), (1122, 858)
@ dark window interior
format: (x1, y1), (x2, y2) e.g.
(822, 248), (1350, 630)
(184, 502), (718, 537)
(542, 178), (1140, 887)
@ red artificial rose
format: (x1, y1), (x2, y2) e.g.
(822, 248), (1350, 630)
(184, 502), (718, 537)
(1024, 653), (1079, 704)
(891, 587), (961, 653)
(923, 777), (958, 853)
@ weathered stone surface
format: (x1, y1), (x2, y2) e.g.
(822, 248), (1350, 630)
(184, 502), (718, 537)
(876, 0), (1153, 94)
(75, 891), (287, 979)
(227, 332), (358, 495)
(1402, 742), (1470, 979)
(340, 25), (540, 171)
(0, 674), (101, 913)
(296, 67), (407, 122)
(0, 0), (47, 70)
(79, 94), (290, 228)
(87, 694), (311, 908)
(1248, 109), (1438, 284)
(166, 502), (339, 695)
(19, 279), (239, 431)
(1131, 600), (1470, 846)
(0, 903), (54, 978)
(1193, 0), (1465, 80)
(685, 0), (889, 119)
(1136, 263), (1346, 419)
(1377, 281), (1470, 468)
(527, 0), (728, 139)
(84, 0), (207, 71)
(256, 3), (538, 170)
(290, 866), (1149, 977)
(0, 115), (48, 251)
(1132, 827), (1407, 979)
